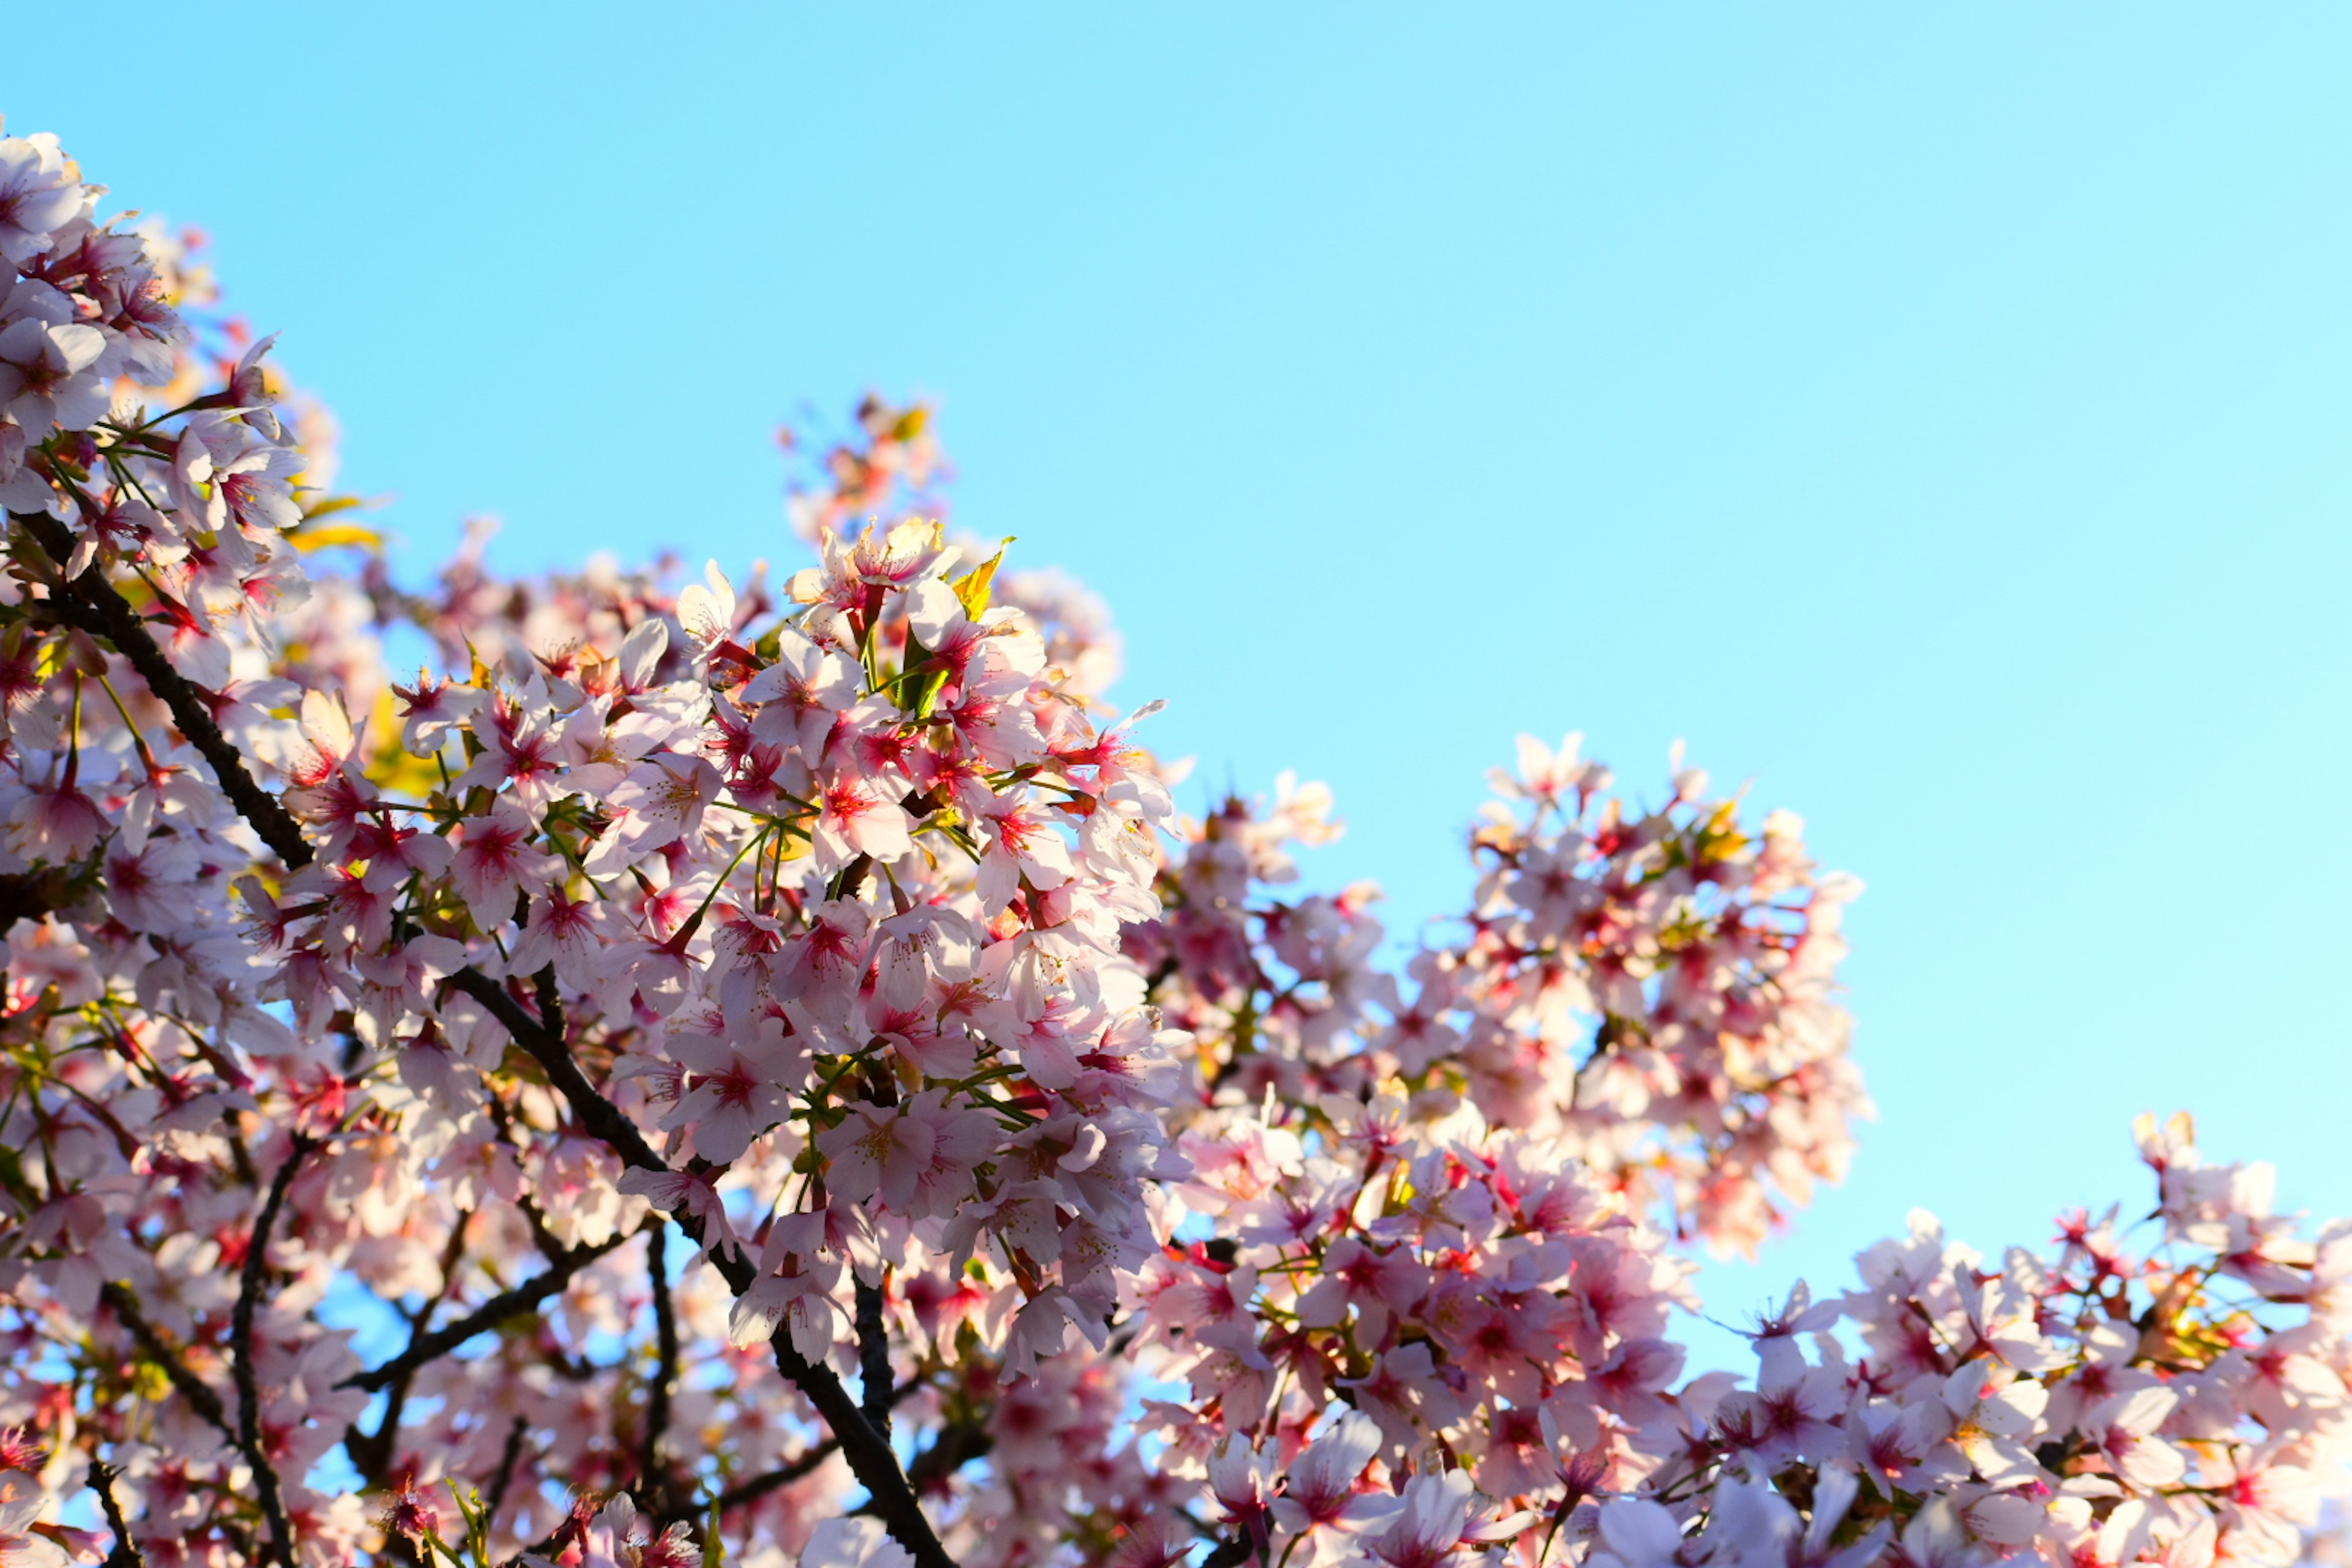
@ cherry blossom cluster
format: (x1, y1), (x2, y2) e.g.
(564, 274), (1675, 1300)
(1139, 1090), (1698, 1532)
(0, 127), (1166, 1563)
(0, 120), (1195, 1567)
(0, 122), (2347, 1568)
(1574, 1112), (2352, 1568)
(1125, 1114), (2352, 1568)
(0, 130), (181, 518)
(777, 395), (1123, 707)
(1129, 737), (1868, 1257)
(1447, 739), (1867, 1256)
(0, 132), (317, 673)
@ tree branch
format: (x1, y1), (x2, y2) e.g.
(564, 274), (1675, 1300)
(847, 1403), (992, 1526)
(856, 1276), (892, 1439)
(638, 1218), (679, 1510)
(98, 1281), (232, 1437)
(14, 510), (314, 870)
(766, 1335), (952, 1568)
(903, 1410), (993, 1496)
(448, 974), (956, 1561)
(709, 1374), (929, 1516)
(233, 1137), (313, 1568)
(344, 1214), (475, 1484)
(87, 1458), (144, 1568)
(448, 970), (668, 1173)
(714, 1443), (836, 1514)
(1199, 1537), (1257, 1568)
(340, 1231), (629, 1395)
(0, 866), (74, 929)
(483, 1415), (530, 1538)
(15, 514), (957, 1568)
(532, 963), (567, 1047)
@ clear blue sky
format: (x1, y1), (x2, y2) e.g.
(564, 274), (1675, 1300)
(13, 6), (2350, 1365)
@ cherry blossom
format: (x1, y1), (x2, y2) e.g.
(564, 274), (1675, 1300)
(0, 123), (2343, 1568)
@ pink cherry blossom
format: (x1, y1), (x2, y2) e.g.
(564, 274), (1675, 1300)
(0, 126), (2340, 1568)
(448, 799), (562, 927)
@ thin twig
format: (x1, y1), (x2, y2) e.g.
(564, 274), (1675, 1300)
(87, 1458), (144, 1568)
(710, 1373), (930, 1515)
(483, 1416), (530, 1536)
(339, 1231), (630, 1393)
(513, 1191), (577, 1266)
(714, 1443), (836, 1513)
(498, 1511), (583, 1568)
(233, 1136), (314, 1568)
(345, 1214), (477, 1483)
(903, 1409), (993, 1495)
(98, 1282), (232, 1436)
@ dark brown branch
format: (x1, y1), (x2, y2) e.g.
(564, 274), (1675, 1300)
(88, 1458), (144, 1568)
(1199, 1539), (1257, 1568)
(448, 970), (669, 1174)
(13, 513), (956, 1568)
(448, 975), (949, 1564)
(344, 1212), (475, 1484)
(233, 1137), (312, 1568)
(532, 963), (567, 1046)
(766, 1330), (952, 1568)
(903, 1411), (993, 1496)
(638, 1218), (679, 1509)
(0, 867), (74, 928)
(513, 1190), (578, 1267)
(483, 1416), (530, 1536)
(710, 1374), (930, 1515)
(339, 1231), (629, 1394)
(13, 510), (314, 870)
(714, 1442), (835, 1513)
(99, 1281), (232, 1436)
(342, 1221), (621, 1487)
(856, 1276), (892, 1439)
(849, 1404), (993, 1525)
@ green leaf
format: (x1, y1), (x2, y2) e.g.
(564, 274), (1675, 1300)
(894, 632), (951, 721)
(905, 662), (949, 721)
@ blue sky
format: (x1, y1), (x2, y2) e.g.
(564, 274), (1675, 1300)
(12, 6), (2351, 1366)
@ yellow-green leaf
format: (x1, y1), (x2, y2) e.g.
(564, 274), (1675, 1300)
(951, 537), (1014, 620)
(289, 521), (387, 553)
(299, 493), (374, 521)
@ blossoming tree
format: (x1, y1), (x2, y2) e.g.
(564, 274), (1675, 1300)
(0, 123), (2345, 1568)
